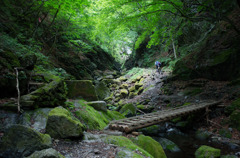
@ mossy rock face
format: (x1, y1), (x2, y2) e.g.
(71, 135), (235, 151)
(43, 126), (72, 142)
(195, 145), (221, 158)
(73, 100), (125, 130)
(131, 135), (167, 158)
(225, 98), (240, 115)
(65, 80), (98, 101)
(95, 81), (111, 100)
(0, 125), (52, 158)
(20, 79), (67, 109)
(119, 103), (136, 117)
(230, 110), (240, 130)
(26, 148), (65, 158)
(103, 135), (153, 158)
(46, 107), (84, 139)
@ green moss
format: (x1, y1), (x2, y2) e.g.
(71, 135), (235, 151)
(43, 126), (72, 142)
(131, 135), (166, 158)
(135, 82), (143, 90)
(184, 88), (203, 96)
(116, 150), (144, 158)
(74, 100), (124, 130)
(49, 107), (84, 128)
(103, 136), (153, 158)
(143, 85), (154, 92)
(213, 49), (235, 66)
(195, 145), (221, 158)
(136, 105), (145, 110)
(120, 84), (128, 89)
(230, 110), (240, 130)
(182, 102), (191, 106)
(120, 103), (136, 116)
(219, 129), (232, 138)
(171, 117), (182, 123)
(137, 87), (144, 95)
(225, 98), (240, 115)
(129, 86), (136, 92)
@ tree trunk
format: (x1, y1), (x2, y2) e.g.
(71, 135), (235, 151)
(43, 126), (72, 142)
(172, 39), (177, 59)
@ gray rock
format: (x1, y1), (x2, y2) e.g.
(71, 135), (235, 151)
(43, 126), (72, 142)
(155, 137), (181, 153)
(0, 124), (52, 158)
(195, 129), (212, 140)
(20, 108), (52, 132)
(65, 80), (98, 101)
(220, 155), (238, 158)
(87, 101), (107, 112)
(0, 110), (19, 132)
(95, 81), (111, 100)
(26, 148), (65, 158)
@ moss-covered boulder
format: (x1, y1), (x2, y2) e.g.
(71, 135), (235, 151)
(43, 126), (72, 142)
(46, 107), (84, 139)
(26, 148), (65, 158)
(115, 148), (145, 158)
(119, 103), (136, 117)
(119, 76), (127, 82)
(135, 82), (143, 90)
(65, 80), (98, 101)
(157, 138), (181, 153)
(195, 145), (221, 158)
(131, 135), (167, 158)
(103, 136), (153, 158)
(0, 125), (52, 158)
(129, 86), (135, 92)
(73, 100), (125, 130)
(137, 87), (144, 95)
(195, 129), (212, 140)
(129, 92), (137, 99)
(20, 79), (67, 109)
(230, 110), (240, 130)
(120, 84), (128, 89)
(87, 101), (107, 112)
(95, 81), (111, 100)
(120, 89), (129, 98)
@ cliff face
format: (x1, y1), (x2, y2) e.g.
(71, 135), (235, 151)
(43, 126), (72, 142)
(173, 9), (240, 81)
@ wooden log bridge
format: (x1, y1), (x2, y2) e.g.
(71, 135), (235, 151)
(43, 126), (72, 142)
(109, 101), (221, 133)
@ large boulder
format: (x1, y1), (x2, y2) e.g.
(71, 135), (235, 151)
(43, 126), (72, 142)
(131, 135), (167, 158)
(65, 80), (98, 101)
(87, 101), (107, 112)
(195, 145), (221, 158)
(95, 81), (111, 100)
(0, 125), (52, 158)
(26, 148), (65, 158)
(156, 138), (181, 153)
(20, 79), (67, 109)
(0, 110), (19, 132)
(46, 107), (84, 139)
(20, 108), (52, 132)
